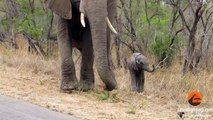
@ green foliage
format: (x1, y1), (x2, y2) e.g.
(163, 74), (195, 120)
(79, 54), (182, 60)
(118, 0), (182, 65)
(0, 18), (7, 30)
(98, 91), (110, 101)
(0, 0), (52, 40)
(126, 106), (136, 115)
(15, 0), (52, 40)
(150, 34), (177, 66)
(141, 1), (181, 66)
(97, 91), (120, 103)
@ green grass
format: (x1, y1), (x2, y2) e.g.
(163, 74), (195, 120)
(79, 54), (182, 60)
(126, 106), (136, 115)
(97, 91), (120, 103)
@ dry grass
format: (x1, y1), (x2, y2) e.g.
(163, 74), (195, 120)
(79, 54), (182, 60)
(0, 43), (213, 119)
(146, 64), (213, 106)
(0, 44), (213, 106)
(0, 47), (60, 78)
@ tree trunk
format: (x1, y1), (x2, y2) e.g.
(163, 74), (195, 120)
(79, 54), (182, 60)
(182, 4), (203, 75)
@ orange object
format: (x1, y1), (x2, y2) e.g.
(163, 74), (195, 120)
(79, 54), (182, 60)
(187, 91), (202, 106)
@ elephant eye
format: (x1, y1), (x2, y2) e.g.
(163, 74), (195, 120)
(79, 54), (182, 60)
(136, 59), (141, 64)
(136, 59), (144, 65)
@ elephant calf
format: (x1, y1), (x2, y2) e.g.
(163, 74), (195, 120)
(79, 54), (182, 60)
(128, 53), (155, 93)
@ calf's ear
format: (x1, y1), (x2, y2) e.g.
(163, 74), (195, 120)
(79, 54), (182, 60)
(45, 0), (72, 19)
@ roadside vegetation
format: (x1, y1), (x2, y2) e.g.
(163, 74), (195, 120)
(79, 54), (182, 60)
(0, 0), (212, 119)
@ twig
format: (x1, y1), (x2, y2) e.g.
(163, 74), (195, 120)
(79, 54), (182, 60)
(155, 56), (169, 69)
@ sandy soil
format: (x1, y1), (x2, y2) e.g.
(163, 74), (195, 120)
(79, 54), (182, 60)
(0, 64), (208, 120)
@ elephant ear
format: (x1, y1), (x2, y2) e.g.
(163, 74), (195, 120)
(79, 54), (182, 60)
(45, 0), (72, 19)
(129, 53), (140, 71)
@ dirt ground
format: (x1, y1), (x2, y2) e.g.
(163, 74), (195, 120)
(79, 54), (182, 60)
(0, 61), (212, 120)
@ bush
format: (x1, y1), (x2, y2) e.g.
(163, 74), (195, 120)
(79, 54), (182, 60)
(150, 33), (179, 67)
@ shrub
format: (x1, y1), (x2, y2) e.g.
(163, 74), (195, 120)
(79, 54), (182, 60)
(150, 33), (179, 67)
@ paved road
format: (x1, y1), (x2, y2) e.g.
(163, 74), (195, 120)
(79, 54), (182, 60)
(0, 95), (81, 120)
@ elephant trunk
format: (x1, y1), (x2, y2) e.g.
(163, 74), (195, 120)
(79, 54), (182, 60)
(144, 65), (155, 73)
(87, 0), (117, 90)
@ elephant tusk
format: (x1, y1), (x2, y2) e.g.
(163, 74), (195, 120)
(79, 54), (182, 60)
(80, 13), (86, 27)
(106, 17), (118, 35)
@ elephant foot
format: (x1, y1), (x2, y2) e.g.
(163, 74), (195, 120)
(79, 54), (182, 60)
(131, 87), (137, 92)
(60, 78), (78, 91)
(78, 81), (94, 91)
(137, 88), (144, 93)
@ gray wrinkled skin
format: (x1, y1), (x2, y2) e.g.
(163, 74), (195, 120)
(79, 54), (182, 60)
(45, 0), (117, 91)
(128, 53), (155, 93)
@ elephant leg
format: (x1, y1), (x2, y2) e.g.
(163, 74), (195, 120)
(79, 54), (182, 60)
(79, 28), (95, 91)
(136, 71), (145, 93)
(129, 69), (137, 92)
(56, 16), (78, 90)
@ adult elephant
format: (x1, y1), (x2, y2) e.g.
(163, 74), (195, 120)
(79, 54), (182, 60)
(45, 0), (117, 91)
